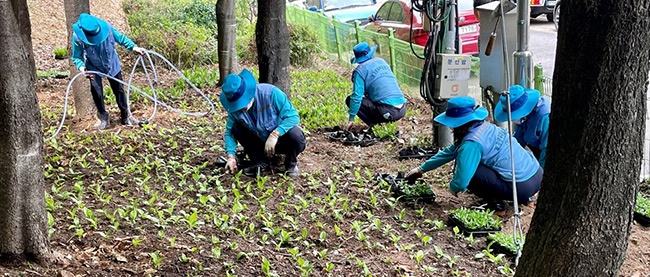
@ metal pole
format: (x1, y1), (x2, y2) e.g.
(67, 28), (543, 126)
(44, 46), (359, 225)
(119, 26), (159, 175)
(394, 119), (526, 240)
(513, 0), (533, 88)
(436, 0), (458, 147)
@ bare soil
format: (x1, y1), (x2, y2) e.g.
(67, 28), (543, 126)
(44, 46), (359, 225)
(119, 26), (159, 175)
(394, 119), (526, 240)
(2, 0), (647, 276)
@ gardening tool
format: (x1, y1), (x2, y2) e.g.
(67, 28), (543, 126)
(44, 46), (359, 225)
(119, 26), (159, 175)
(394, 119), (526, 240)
(47, 49), (216, 142)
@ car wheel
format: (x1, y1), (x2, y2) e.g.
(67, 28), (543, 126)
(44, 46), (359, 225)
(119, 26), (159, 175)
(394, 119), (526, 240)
(546, 13), (553, 22)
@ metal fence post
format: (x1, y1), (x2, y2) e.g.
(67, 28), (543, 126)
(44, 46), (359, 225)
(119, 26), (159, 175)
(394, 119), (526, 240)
(387, 29), (397, 74)
(534, 64), (544, 95)
(354, 21), (361, 44)
(332, 17), (343, 62)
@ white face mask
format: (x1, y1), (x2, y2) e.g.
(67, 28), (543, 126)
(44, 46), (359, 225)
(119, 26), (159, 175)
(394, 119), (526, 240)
(513, 117), (526, 125)
(244, 99), (254, 112)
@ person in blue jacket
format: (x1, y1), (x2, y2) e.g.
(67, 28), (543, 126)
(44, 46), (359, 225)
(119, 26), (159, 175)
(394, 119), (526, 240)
(344, 42), (407, 130)
(405, 96), (543, 213)
(71, 13), (145, 130)
(494, 85), (550, 168)
(220, 69), (306, 178)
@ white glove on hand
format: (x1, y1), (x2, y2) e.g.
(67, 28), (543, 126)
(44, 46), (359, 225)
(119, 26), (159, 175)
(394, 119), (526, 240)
(405, 167), (423, 183)
(344, 120), (354, 131)
(79, 66), (93, 79)
(132, 46), (146, 55)
(265, 130), (280, 158)
(225, 154), (237, 174)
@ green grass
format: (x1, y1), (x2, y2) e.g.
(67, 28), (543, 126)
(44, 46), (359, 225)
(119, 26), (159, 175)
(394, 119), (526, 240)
(290, 69), (351, 131)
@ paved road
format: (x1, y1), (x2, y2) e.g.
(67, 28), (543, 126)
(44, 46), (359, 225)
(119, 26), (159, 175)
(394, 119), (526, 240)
(528, 17), (557, 77)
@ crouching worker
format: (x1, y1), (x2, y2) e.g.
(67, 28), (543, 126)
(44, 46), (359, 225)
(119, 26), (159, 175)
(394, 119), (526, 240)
(220, 69), (306, 178)
(71, 13), (146, 129)
(494, 85), (550, 168)
(344, 42), (407, 131)
(405, 96), (543, 215)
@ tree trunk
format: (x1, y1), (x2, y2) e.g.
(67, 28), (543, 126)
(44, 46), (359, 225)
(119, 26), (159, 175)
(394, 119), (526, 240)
(216, 0), (239, 86)
(516, 0), (650, 276)
(0, 0), (50, 261)
(64, 0), (95, 119)
(256, 0), (291, 95)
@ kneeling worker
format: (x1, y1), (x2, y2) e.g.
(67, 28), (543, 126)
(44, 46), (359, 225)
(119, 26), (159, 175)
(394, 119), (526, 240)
(220, 69), (306, 178)
(344, 42), (407, 130)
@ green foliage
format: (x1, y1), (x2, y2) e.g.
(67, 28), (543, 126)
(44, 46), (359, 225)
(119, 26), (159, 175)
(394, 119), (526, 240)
(487, 232), (524, 255)
(236, 21), (257, 64)
(394, 180), (433, 197)
(636, 193), (650, 216)
(123, 0), (218, 68)
(54, 47), (68, 58)
(291, 69), (351, 130)
(372, 122), (398, 139)
(288, 23), (319, 67)
(450, 207), (502, 230)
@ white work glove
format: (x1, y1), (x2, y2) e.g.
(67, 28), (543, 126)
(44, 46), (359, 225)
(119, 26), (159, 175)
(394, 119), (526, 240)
(343, 120), (354, 131)
(132, 46), (146, 55)
(225, 154), (237, 174)
(79, 66), (93, 79)
(405, 167), (423, 184)
(265, 130), (280, 158)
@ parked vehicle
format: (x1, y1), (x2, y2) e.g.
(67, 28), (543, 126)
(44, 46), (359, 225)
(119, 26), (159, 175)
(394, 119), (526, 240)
(512, 0), (556, 22)
(553, 0), (560, 30)
(306, 0), (380, 24)
(363, 0), (479, 55)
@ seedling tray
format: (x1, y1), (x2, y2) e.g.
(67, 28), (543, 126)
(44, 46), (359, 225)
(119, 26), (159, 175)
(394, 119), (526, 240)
(486, 237), (518, 257)
(375, 173), (436, 205)
(447, 214), (501, 237)
(397, 146), (439, 160)
(633, 212), (650, 227)
(323, 127), (379, 147)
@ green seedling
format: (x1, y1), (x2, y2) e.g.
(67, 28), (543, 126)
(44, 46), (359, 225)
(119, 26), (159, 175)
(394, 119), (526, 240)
(487, 232), (525, 255)
(636, 193), (650, 216)
(450, 207), (503, 230)
(149, 250), (163, 269)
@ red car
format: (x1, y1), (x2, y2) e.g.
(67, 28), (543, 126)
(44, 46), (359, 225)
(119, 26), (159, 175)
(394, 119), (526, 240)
(363, 0), (479, 55)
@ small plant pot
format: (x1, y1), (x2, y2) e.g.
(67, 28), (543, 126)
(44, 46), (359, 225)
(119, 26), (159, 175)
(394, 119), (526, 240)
(447, 214), (501, 237)
(375, 173), (436, 206)
(633, 212), (650, 227)
(54, 54), (67, 60)
(323, 126), (379, 147)
(397, 146), (439, 160)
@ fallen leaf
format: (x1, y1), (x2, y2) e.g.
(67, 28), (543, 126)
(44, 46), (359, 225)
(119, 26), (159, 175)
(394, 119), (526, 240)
(114, 253), (128, 263)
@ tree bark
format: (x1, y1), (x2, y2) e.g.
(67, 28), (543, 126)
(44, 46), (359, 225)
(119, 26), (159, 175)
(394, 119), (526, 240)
(516, 0), (650, 276)
(256, 0), (291, 95)
(0, 0), (50, 261)
(216, 0), (239, 86)
(64, 0), (95, 119)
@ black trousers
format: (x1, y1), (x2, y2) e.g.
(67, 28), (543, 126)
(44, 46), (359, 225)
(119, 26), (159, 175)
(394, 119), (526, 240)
(232, 124), (306, 168)
(90, 71), (128, 118)
(467, 164), (543, 205)
(345, 96), (407, 125)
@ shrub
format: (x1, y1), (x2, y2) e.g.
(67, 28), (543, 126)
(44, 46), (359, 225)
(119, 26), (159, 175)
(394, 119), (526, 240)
(123, 0), (218, 68)
(288, 23), (319, 67)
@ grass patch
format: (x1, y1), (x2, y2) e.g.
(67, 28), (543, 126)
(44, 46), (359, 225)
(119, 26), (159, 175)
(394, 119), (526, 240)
(291, 68), (351, 131)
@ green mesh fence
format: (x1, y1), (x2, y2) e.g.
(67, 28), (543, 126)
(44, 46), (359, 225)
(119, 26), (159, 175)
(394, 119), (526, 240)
(286, 6), (426, 90)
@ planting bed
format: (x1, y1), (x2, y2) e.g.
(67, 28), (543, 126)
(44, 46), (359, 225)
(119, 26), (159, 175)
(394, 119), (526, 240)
(323, 126), (380, 147)
(397, 146), (439, 160)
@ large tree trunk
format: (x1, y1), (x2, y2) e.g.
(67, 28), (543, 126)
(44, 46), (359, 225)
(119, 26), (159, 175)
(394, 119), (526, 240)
(64, 0), (95, 119)
(216, 0), (239, 86)
(0, 0), (50, 261)
(256, 0), (291, 95)
(516, 0), (650, 276)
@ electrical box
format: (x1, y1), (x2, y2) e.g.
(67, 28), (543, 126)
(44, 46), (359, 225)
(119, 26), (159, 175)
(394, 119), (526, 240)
(477, 1), (518, 94)
(434, 53), (472, 99)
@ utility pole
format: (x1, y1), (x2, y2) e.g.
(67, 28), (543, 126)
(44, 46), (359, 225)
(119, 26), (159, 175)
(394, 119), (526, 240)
(513, 0), (533, 87)
(435, 0), (458, 147)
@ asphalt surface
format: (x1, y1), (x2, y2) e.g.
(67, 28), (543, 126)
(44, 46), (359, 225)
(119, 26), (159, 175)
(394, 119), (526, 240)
(528, 17), (558, 78)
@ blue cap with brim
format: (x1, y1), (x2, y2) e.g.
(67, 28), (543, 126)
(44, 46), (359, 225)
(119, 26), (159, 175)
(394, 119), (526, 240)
(73, 13), (110, 45)
(219, 69), (257, 113)
(494, 85), (541, 122)
(434, 96), (488, 128)
(350, 42), (377, 64)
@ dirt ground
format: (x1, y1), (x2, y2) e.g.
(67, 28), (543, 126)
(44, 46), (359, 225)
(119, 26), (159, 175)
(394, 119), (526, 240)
(10, 0), (650, 276)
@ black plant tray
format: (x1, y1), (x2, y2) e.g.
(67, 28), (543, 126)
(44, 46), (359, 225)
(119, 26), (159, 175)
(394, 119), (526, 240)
(486, 237), (518, 257)
(447, 214), (501, 237)
(634, 212), (650, 227)
(375, 173), (436, 205)
(397, 146), (440, 160)
(323, 126), (379, 147)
